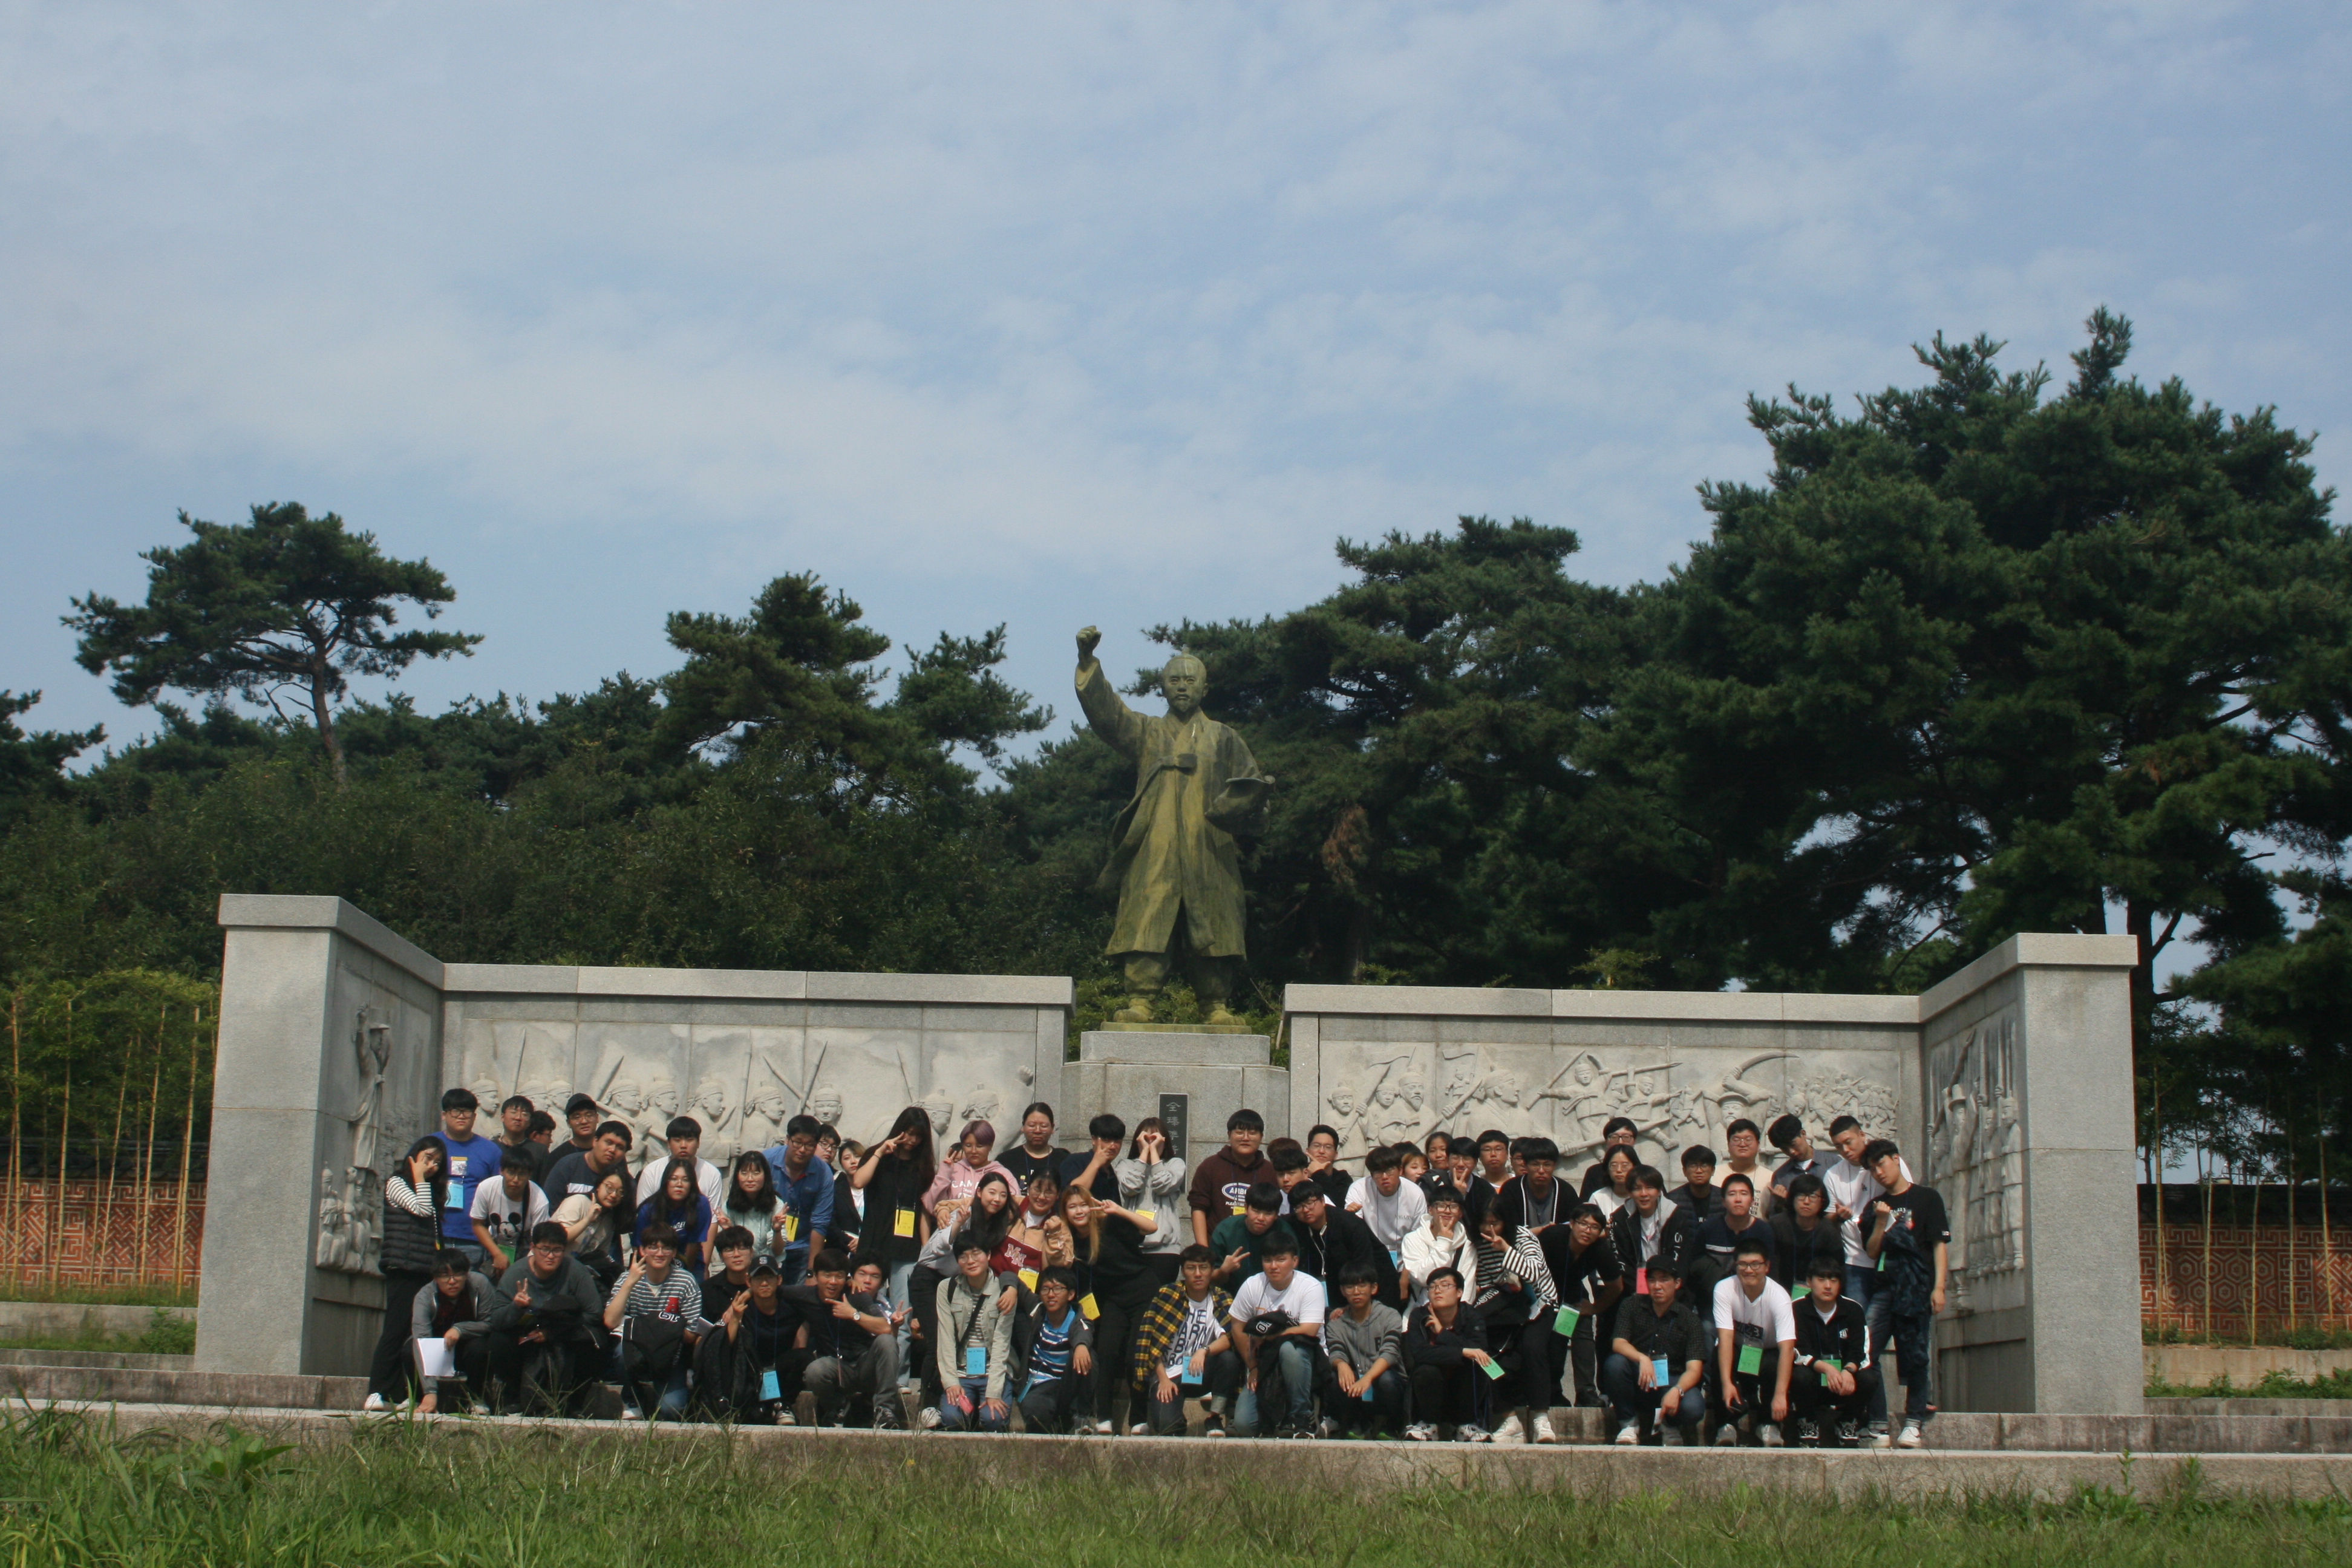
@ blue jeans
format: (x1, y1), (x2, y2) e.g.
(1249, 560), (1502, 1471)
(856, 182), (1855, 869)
(1598, 1352), (1702, 1440)
(1866, 1293), (1935, 1424)
(937, 1376), (1010, 1432)
(607, 1342), (690, 1417)
(1233, 1339), (1318, 1436)
(777, 1250), (808, 1287)
(1844, 1265), (1890, 1426)
(888, 1260), (916, 1381)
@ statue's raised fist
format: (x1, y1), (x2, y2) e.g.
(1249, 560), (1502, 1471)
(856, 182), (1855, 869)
(1076, 626), (1102, 659)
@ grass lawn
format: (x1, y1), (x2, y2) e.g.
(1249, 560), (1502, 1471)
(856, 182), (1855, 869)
(2147, 1368), (2352, 1400)
(0, 1414), (2345, 1567)
(0, 1309), (196, 1357)
(0, 1282), (196, 1308)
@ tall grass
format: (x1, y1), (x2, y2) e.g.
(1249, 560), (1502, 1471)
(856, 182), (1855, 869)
(0, 1411), (2346, 1567)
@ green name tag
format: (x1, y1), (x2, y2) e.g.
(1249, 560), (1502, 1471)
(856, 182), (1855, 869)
(1737, 1343), (1762, 1375)
(1552, 1307), (1579, 1338)
(1480, 1357), (1504, 1380)
(1790, 1281), (1809, 1299)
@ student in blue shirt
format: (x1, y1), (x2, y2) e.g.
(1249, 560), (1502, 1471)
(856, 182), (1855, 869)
(433, 1088), (504, 1264)
(760, 1115), (837, 1284)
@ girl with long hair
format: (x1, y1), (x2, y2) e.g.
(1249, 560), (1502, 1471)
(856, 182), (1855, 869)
(722, 1150), (788, 1266)
(364, 1136), (446, 1411)
(1117, 1116), (1188, 1288)
(1060, 1177), (1155, 1434)
(852, 1105), (938, 1372)
(636, 1157), (713, 1270)
(554, 1169), (632, 1289)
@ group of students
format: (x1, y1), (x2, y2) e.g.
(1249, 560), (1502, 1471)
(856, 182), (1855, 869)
(361, 1087), (1950, 1449)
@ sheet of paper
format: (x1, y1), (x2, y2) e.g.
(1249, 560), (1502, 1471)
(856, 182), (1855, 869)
(414, 1338), (456, 1380)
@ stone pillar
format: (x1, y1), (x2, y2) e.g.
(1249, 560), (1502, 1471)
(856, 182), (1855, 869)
(1073, 1031), (1284, 1179)
(1922, 933), (2142, 1414)
(196, 897), (445, 1377)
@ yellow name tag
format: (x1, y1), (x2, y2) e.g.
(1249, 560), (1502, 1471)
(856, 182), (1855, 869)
(1018, 1269), (1039, 1291)
(782, 1215), (799, 1243)
(1230, 1204), (1245, 1216)
(893, 1208), (916, 1238)
(1134, 1210), (1155, 1228)
(1079, 1293), (1100, 1320)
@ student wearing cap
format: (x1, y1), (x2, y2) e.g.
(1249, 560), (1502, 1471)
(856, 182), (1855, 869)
(695, 1251), (798, 1423)
(1600, 1260), (1707, 1445)
(1398, 1182), (1479, 1310)
(1279, 1174), (1390, 1301)
(560, 1094), (603, 1157)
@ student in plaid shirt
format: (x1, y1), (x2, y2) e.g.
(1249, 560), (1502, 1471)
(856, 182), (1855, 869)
(1128, 1244), (1235, 1436)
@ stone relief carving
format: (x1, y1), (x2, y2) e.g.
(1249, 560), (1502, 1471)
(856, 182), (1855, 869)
(1319, 1039), (1907, 1178)
(1930, 1014), (2023, 1307)
(315, 1010), (400, 1276)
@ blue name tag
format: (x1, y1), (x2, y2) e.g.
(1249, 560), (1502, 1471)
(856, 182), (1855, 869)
(445, 1183), (465, 1209)
(759, 1369), (780, 1401)
(1361, 1384), (1375, 1401)
(1654, 1357), (1671, 1385)
(964, 1347), (987, 1377)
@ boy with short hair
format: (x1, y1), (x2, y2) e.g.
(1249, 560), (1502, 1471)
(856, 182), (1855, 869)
(787, 1246), (903, 1429)
(1667, 1145), (1723, 1223)
(525, 1110), (557, 1151)
(468, 1142), (549, 1276)
(1710, 1236), (1795, 1446)
(1318, 1261), (1405, 1439)
(1345, 1145), (1430, 1269)
(1766, 1114), (1829, 1203)
(1608, 1166), (1694, 1288)
(1788, 1261), (1875, 1446)
(1010, 1264), (1096, 1434)
(485, 1220), (607, 1416)
(1209, 1181), (1299, 1285)
(1861, 1138), (1949, 1449)
(1304, 1123), (1353, 1206)
(1601, 1262), (1707, 1445)
(1062, 1112), (1126, 1200)
(1130, 1243), (1235, 1436)
(1533, 1201), (1625, 1422)
(494, 1094), (535, 1152)
(561, 1094), (602, 1155)
(1474, 1131), (1513, 1197)
(935, 1235), (1016, 1432)
(1402, 1266), (1496, 1442)
(1719, 1119), (1774, 1217)
(1189, 1109), (1272, 1246)
(601, 1221), (702, 1419)
(1223, 1235), (1328, 1439)
(636, 1116), (725, 1208)
(760, 1114), (835, 1283)
(543, 1120), (631, 1206)
(433, 1089), (503, 1264)
(1694, 1172), (1776, 1298)
(702, 1224), (759, 1321)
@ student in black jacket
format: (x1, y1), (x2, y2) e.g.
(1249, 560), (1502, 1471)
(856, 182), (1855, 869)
(1608, 1167), (1696, 1287)
(1788, 1260), (1875, 1446)
(1769, 1174), (1844, 1296)
(1402, 1267), (1497, 1442)
(485, 1221), (608, 1415)
(1281, 1180), (1389, 1298)
(1534, 1203), (1625, 1416)
(1576, 1117), (1641, 1197)
(1665, 1145), (1724, 1224)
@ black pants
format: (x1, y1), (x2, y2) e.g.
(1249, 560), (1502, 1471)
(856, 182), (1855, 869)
(425, 1335), (492, 1411)
(1317, 1360), (1406, 1434)
(1408, 1359), (1489, 1428)
(368, 1272), (432, 1400)
(907, 1264), (949, 1408)
(483, 1327), (601, 1415)
(1017, 1373), (1093, 1433)
(1789, 1364), (1880, 1430)
(1708, 1345), (1787, 1431)
(1488, 1318), (1551, 1416)
(1087, 1275), (1158, 1425)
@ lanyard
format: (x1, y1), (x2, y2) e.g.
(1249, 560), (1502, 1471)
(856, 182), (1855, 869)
(1526, 1181), (1558, 1230)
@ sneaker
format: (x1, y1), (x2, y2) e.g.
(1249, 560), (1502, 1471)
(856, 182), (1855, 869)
(1532, 1412), (1560, 1445)
(362, 1393), (387, 1414)
(1316, 1417), (1340, 1440)
(1202, 1413), (1227, 1437)
(1713, 1420), (1739, 1447)
(1868, 1424), (1893, 1449)
(1761, 1422), (1785, 1448)
(918, 1405), (942, 1431)
(1795, 1418), (1820, 1448)
(1285, 1425), (1317, 1440)
(1344, 1428), (1370, 1441)
(1129, 1420), (1151, 1436)
(1405, 1422), (1439, 1442)
(622, 1404), (642, 1422)
(1834, 1420), (1860, 1448)
(1491, 1413), (1526, 1445)
(1613, 1420), (1640, 1446)
(1896, 1421), (1924, 1449)
(873, 1397), (907, 1432)
(1093, 1419), (1114, 1435)
(1455, 1423), (1491, 1443)
(1658, 1425), (1684, 1448)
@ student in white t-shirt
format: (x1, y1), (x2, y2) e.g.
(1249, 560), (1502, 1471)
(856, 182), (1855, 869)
(1710, 1236), (1795, 1446)
(469, 1143), (551, 1277)
(635, 1117), (726, 1209)
(1817, 1116), (1912, 1312)
(1223, 1236), (1329, 1438)
(1345, 1146), (1429, 1261)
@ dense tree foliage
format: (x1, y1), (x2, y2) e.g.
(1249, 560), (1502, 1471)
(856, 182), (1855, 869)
(6, 312), (2347, 1165)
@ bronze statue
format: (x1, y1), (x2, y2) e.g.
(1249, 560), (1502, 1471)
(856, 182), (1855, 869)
(1076, 627), (1272, 1025)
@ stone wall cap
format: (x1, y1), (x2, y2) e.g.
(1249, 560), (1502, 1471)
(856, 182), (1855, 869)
(1285, 980), (1915, 1026)
(216, 894), (444, 988)
(1919, 932), (2140, 1021)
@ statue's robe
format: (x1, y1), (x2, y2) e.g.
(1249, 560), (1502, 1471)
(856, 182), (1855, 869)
(1076, 659), (1266, 958)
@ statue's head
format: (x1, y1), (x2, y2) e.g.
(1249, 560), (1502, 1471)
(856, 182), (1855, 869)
(1161, 653), (1207, 719)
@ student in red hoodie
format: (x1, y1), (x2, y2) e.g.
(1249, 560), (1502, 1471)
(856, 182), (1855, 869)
(1187, 1109), (1270, 1246)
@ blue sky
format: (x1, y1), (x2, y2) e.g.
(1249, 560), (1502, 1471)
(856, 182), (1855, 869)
(5, 2), (2347, 761)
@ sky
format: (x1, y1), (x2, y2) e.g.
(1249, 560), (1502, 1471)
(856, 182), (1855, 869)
(4, 1), (2348, 766)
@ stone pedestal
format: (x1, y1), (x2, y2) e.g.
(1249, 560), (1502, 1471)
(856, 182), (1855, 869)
(1073, 1030), (1284, 1174)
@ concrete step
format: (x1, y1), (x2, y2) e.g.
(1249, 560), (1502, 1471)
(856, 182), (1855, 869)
(1, 1364), (368, 1411)
(2147, 1396), (2352, 1419)
(0, 1301), (194, 1339)
(0, 1349), (194, 1371)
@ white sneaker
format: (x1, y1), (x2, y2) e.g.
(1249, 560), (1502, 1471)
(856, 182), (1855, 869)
(1613, 1419), (1639, 1446)
(1713, 1420), (1739, 1446)
(1093, 1419), (1114, 1434)
(1869, 1425), (1893, 1449)
(1490, 1413), (1525, 1445)
(1896, 1422), (1923, 1448)
(1405, 1422), (1438, 1442)
(362, 1393), (387, 1414)
(918, 1406), (942, 1430)
(1761, 1422), (1785, 1447)
(1455, 1423), (1490, 1443)
(622, 1405), (642, 1422)
(1129, 1420), (1151, 1436)
(1532, 1412), (1560, 1445)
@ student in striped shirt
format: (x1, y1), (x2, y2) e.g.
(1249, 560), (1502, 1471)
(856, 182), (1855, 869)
(1010, 1265), (1095, 1434)
(602, 1223), (703, 1419)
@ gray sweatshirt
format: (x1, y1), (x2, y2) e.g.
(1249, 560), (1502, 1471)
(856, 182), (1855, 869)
(1324, 1301), (1403, 1377)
